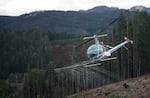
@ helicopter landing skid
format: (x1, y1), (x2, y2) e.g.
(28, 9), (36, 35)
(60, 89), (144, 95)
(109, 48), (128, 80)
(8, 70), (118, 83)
(99, 57), (117, 62)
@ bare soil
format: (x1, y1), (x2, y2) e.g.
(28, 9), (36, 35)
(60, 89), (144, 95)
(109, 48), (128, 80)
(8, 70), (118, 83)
(67, 74), (150, 98)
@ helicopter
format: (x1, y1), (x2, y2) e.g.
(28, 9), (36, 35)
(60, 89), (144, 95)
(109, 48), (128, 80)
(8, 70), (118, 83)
(54, 34), (133, 71)
(84, 34), (133, 60)
(54, 18), (133, 71)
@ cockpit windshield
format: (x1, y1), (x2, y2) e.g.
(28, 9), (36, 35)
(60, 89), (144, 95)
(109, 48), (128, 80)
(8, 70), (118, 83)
(87, 44), (103, 58)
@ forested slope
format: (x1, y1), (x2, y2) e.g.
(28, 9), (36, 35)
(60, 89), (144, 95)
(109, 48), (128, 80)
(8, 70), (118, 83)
(0, 10), (150, 98)
(0, 8), (120, 35)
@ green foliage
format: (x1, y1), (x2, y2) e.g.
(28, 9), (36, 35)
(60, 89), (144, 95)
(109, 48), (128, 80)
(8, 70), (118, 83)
(23, 69), (45, 98)
(0, 80), (16, 98)
(0, 28), (51, 78)
(23, 63), (58, 98)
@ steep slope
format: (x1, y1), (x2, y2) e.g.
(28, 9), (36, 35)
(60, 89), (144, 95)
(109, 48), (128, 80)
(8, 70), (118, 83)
(67, 74), (150, 98)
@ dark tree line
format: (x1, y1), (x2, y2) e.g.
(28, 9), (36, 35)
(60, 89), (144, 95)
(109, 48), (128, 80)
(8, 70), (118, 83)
(23, 63), (59, 98)
(0, 28), (51, 79)
(0, 28), (81, 97)
(112, 11), (150, 80)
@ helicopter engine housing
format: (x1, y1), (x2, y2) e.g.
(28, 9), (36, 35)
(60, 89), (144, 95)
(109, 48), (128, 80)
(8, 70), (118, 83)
(103, 51), (111, 57)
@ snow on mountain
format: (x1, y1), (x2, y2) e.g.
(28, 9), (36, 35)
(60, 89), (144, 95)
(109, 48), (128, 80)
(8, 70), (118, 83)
(130, 5), (148, 12)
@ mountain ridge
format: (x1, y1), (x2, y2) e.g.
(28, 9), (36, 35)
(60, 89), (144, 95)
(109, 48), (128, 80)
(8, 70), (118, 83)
(0, 5), (149, 35)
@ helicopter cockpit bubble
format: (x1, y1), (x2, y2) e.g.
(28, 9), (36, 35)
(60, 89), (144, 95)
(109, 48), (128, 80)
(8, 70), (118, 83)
(87, 44), (104, 58)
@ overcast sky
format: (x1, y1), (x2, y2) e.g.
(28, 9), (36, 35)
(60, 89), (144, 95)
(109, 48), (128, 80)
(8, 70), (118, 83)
(0, 0), (150, 16)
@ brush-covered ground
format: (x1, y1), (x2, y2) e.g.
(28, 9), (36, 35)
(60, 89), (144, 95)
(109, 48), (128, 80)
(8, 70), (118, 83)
(67, 74), (150, 98)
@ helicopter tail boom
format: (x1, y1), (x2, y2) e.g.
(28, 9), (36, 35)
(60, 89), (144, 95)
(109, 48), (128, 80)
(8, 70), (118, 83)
(102, 37), (133, 57)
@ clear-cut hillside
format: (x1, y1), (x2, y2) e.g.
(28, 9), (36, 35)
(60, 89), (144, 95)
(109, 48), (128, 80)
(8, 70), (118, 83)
(67, 74), (150, 98)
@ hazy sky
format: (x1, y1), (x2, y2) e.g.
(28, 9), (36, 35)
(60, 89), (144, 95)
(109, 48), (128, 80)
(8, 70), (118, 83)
(0, 0), (150, 16)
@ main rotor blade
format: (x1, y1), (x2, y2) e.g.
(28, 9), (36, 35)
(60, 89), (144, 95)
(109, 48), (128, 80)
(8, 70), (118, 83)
(75, 39), (93, 49)
(96, 18), (119, 35)
(83, 34), (108, 40)
(75, 18), (119, 48)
